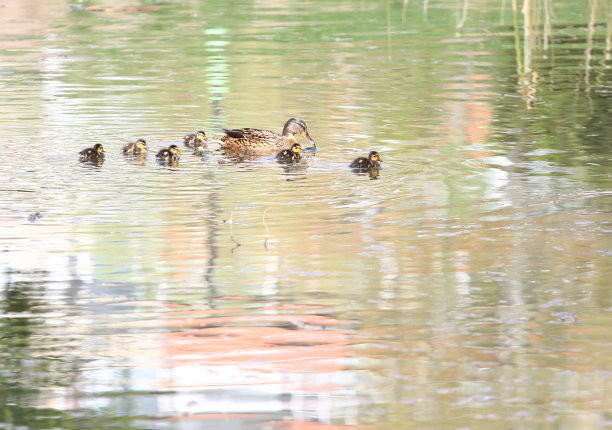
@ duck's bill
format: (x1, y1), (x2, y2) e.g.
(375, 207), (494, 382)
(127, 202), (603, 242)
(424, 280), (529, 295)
(302, 132), (315, 146)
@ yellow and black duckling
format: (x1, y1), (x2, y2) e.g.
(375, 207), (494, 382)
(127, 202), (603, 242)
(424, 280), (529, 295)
(122, 138), (148, 155)
(349, 151), (382, 168)
(220, 117), (315, 155)
(276, 143), (302, 162)
(183, 130), (208, 151)
(79, 143), (105, 161)
(156, 144), (180, 161)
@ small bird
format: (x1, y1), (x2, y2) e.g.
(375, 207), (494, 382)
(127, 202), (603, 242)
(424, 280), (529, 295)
(79, 143), (105, 161)
(183, 130), (208, 150)
(28, 212), (43, 223)
(349, 151), (382, 168)
(220, 118), (315, 155)
(122, 138), (148, 155)
(276, 143), (302, 162)
(156, 144), (180, 161)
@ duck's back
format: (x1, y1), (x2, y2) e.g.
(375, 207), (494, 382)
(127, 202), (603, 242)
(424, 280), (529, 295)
(349, 157), (372, 168)
(122, 142), (136, 154)
(156, 149), (170, 159)
(184, 133), (204, 149)
(220, 128), (288, 155)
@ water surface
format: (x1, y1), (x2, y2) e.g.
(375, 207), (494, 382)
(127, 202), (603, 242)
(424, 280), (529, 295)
(1, 0), (612, 428)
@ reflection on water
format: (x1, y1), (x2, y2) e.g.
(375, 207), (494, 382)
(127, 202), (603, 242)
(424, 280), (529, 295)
(351, 166), (381, 180)
(1, 0), (612, 429)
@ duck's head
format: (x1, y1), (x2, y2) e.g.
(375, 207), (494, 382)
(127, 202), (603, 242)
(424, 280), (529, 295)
(369, 151), (381, 162)
(136, 139), (147, 151)
(169, 145), (180, 155)
(282, 118), (315, 146)
(196, 131), (207, 142)
(290, 143), (302, 154)
(94, 143), (105, 154)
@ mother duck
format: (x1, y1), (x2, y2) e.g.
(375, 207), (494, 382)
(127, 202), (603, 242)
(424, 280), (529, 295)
(220, 118), (315, 155)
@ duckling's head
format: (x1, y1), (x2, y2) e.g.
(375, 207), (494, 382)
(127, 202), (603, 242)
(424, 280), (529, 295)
(169, 144), (180, 155)
(196, 131), (207, 141)
(290, 143), (302, 154)
(136, 139), (147, 151)
(369, 151), (381, 162)
(283, 118), (315, 146)
(94, 143), (105, 154)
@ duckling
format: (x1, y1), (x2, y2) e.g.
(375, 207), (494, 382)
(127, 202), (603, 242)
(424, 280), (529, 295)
(220, 118), (315, 155)
(349, 151), (382, 169)
(79, 143), (105, 161)
(183, 130), (208, 150)
(122, 138), (148, 155)
(276, 143), (302, 162)
(156, 144), (180, 161)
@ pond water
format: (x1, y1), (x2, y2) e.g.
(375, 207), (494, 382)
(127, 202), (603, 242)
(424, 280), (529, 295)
(1, 0), (612, 428)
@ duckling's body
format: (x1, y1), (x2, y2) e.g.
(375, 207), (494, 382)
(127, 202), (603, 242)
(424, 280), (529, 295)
(276, 143), (302, 162)
(123, 138), (148, 155)
(183, 130), (208, 150)
(156, 145), (180, 161)
(79, 143), (105, 161)
(220, 118), (315, 155)
(349, 151), (382, 168)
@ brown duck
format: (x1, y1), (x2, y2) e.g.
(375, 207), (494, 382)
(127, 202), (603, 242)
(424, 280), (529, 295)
(156, 144), (180, 161)
(349, 151), (382, 168)
(79, 143), (105, 161)
(122, 138), (148, 155)
(276, 143), (302, 162)
(183, 130), (207, 150)
(220, 118), (315, 155)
